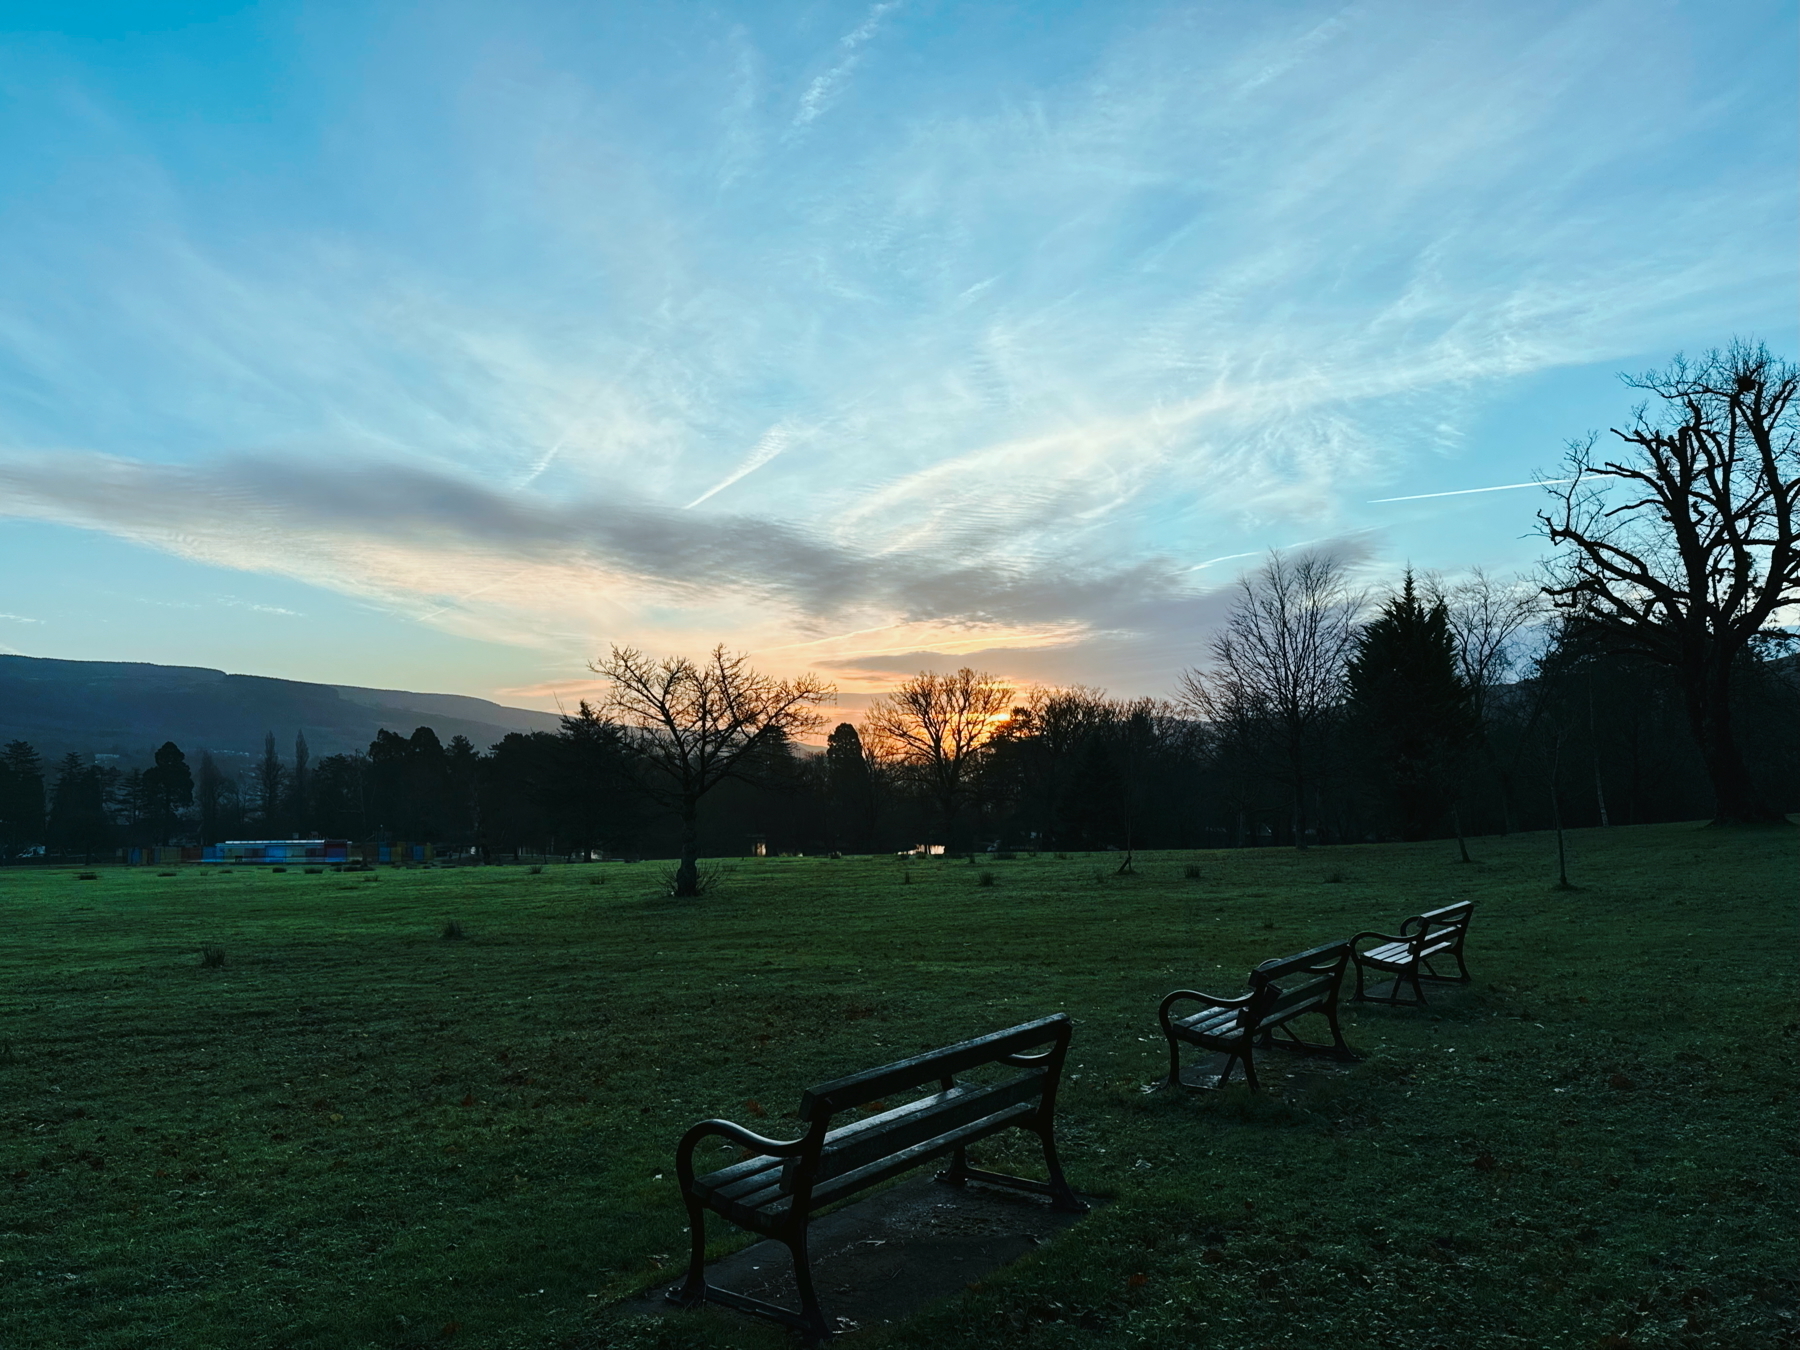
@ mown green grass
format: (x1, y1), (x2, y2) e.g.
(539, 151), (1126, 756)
(1, 823), (1793, 1350)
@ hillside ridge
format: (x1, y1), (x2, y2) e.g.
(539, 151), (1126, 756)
(0, 653), (563, 764)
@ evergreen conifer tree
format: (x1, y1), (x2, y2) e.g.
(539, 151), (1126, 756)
(824, 723), (876, 853)
(255, 732), (286, 835)
(0, 740), (46, 860)
(1346, 572), (1479, 841)
(197, 751), (224, 845)
(290, 731), (311, 836)
(47, 753), (111, 860)
(143, 741), (194, 845)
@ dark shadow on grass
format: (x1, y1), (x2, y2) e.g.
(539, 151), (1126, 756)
(619, 1173), (1103, 1343)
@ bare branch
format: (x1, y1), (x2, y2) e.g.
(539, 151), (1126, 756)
(862, 668), (1013, 845)
(1535, 339), (1800, 822)
(1176, 550), (1361, 846)
(591, 644), (832, 892)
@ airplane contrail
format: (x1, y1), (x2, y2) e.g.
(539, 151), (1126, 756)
(1369, 478), (1572, 504)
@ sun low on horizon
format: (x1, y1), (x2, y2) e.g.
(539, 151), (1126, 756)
(0, 0), (1793, 712)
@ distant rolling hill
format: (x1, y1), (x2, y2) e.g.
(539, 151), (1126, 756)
(0, 655), (564, 767)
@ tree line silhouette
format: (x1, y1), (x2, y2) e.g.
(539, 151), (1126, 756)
(0, 585), (1789, 865)
(0, 342), (1793, 865)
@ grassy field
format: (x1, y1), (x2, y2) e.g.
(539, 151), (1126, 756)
(1, 823), (1794, 1350)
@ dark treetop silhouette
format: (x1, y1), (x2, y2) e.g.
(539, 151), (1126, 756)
(1541, 341), (1799, 824)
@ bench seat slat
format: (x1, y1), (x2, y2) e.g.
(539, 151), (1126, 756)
(699, 1158), (787, 1205)
(719, 1100), (1044, 1224)
(801, 1071), (1047, 1186)
(706, 1180), (796, 1229)
(1170, 1007), (1248, 1037)
(699, 1074), (1052, 1208)
(1362, 936), (1455, 968)
(1362, 942), (1411, 965)
(711, 1101), (1046, 1224)
(812, 1101), (1040, 1206)
(1260, 978), (1333, 1022)
(690, 1148), (791, 1194)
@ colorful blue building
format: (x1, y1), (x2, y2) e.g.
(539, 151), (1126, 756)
(202, 839), (352, 865)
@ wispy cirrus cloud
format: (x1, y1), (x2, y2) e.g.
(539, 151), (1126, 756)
(792, 0), (904, 130)
(0, 0), (1790, 698)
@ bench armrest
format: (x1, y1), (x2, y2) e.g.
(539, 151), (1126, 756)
(674, 1118), (808, 1190)
(1159, 988), (1254, 1033)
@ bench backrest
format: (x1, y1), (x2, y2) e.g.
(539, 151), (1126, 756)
(793, 1069), (1051, 1187)
(777, 1014), (1071, 1194)
(1401, 901), (1474, 947)
(1247, 940), (1351, 1025)
(797, 1013), (1072, 1121)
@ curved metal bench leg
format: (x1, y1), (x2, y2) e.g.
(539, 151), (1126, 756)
(1037, 1126), (1088, 1213)
(671, 1194), (708, 1308)
(936, 1143), (970, 1187)
(1238, 1049), (1260, 1093)
(1370, 966), (1410, 1005)
(788, 1232), (831, 1345)
(1210, 1051), (1234, 1089)
(1325, 1004), (1353, 1058)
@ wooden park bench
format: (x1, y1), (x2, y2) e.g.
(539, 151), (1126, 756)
(1158, 940), (1355, 1092)
(670, 1013), (1087, 1343)
(1350, 900), (1475, 1005)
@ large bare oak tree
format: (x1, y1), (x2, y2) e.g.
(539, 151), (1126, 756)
(1428, 568), (1545, 834)
(1540, 341), (1798, 824)
(594, 645), (831, 894)
(1179, 552), (1360, 848)
(863, 667), (1013, 851)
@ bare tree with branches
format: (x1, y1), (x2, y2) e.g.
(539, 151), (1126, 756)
(594, 646), (832, 895)
(1430, 568), (1544, 721)
(1427, 568), (1545, 833)
(1179, 552), (1361, 848)
(1539, 340), (1799, 824)
(863, 668), (1014, 852)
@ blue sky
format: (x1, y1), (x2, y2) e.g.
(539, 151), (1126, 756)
(0, 0), (1793, 712)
